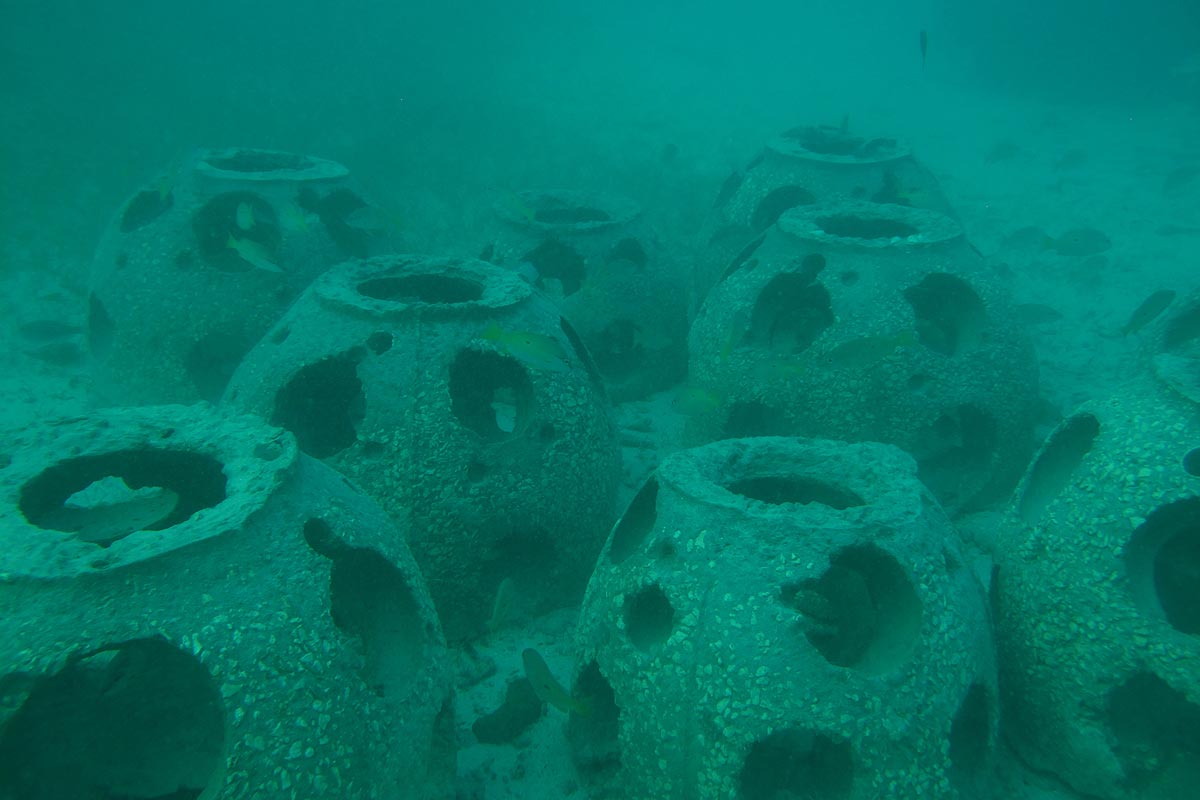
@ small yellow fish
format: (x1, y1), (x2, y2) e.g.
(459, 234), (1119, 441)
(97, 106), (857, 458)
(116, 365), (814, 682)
(482, 323), (569, 372)
(823, 330), (916, 369)
(522, 648), (589, 716)
(236, 201), (256, 231)
(226, 234), (282, 273)
(279, 203), (313, 233)
(672, 385), (722, 416)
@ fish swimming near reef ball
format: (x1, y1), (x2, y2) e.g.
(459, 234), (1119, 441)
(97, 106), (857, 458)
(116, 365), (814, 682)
(236, 201), (256, 231)
(822, 330), (917, 369)
(1044, 227), (1111, 257)
(1121, 289), (1175, 336)
(672, 385), (723, 416)
(522, 648), (589, 716)
(226, 234), (282, 273)
(481, 323), (570, 372)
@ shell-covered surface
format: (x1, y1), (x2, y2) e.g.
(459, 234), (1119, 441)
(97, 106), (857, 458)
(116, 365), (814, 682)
(223, 254), (621, 638)
(572, 436), (997, 800)
(0, 404), (453, 799)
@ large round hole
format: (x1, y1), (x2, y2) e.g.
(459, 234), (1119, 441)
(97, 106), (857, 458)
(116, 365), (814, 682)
(449, 349), (533, 441)
(904, 273), (988, 357)
(948, 683), (992, 788)
(815, 214), (918, 240)
(1106, 672), (1200, 792)
(739, 728), (855, 800)
(566, 662), (621, 787)
(746, 273), (833, 354)
(356, 274), (484, 304)
(19, 449), (227, 548)
(751, 185), (817, 232)
(204, 149), (314, 173)
(0, 637), (225, 800)
(1018, 413), (1100, 523)
(303, 518), (427, 699)
(272, 352), (366, 459)
(623, 584), (675, 651)
(912, 404), (998, 509)
(609, 478), (659, 564)
(782, 545), (922, 672)
(120, 188), (173, 233)
(191, 192), (280, 273)
(1124, 497), (1200, 634)
(523, 240), (587, 297)
(726, 475), (864, 510)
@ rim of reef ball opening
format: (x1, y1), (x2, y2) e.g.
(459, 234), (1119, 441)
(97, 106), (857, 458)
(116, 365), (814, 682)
(193, 147), (350, 182)
(315, 254), (533, 319)
(778, 201), (963, 249)
(0, 406), (297, 580)
(493, 189), (641, 233)
(766, 125), (911, 164)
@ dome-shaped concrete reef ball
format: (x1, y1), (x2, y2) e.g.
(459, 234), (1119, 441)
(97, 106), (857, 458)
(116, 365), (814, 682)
(996, 378), (1200, 800)
(89, 147), (393, 406)
(695, 123), (954, 315)
(687, 200), (1039, 514)
(479, 189), (689, 401)
(570, 437), (997, 800)
(223, 254), (621, 638)
(0, 405), (453, 800)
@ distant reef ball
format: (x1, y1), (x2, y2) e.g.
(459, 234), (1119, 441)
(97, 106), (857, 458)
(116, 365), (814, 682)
(0, 404), (453, 799)
(477, 188), (689, 402)
(995, 378), (1200, 800)
(222, 253), (621, 639)
(88, 147), (397, 407)
(694, 123), (955, 316)
(685, 200), (1039, 514)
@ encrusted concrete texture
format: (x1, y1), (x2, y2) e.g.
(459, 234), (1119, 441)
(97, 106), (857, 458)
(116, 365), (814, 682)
(572, 436), (997, 800)
(687, 200), (1039, 514)
(0, 404), (453, 800)
(89, 147), (390, 406)
(223, 254), (621, 638)
(995, 377), (1200, 800)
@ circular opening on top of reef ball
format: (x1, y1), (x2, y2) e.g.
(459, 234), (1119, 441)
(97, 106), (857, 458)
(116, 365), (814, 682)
(357, 274), (486, 305)
(194, 147), (349, 182)
(18, 449), (228, 549)
(778, 202), (962, 248)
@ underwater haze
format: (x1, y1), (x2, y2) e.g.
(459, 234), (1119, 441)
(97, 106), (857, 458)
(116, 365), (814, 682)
(3, 0), (1200, 799)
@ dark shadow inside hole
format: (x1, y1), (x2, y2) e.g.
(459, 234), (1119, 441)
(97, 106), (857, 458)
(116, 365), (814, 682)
(913, 404), (998, 509)
(726, 475), (864, 509)
(904, 273), (988, 357)
(448, 349), (533, 442)
(191, 191), (280, 272)
(746, 273), (833, 354)
(272, 352), (366, 459)
(357, 274), (483, 304)
(817, 214), (917, 240)
(751, 185), (817, 232)
(1018, 413), (1100, 524)
(1107, 671), (1200, 791)
(120, 188), (173, 233)
(567, 662), (621, 787)
(739, 728), (855, 800)
(782, 545), (922, 673)
(0, 637), (225, 800)
(303, 519), (426, 699)
(524, 240), (587, 296)
(19, 449), (226, 547)
(609, 477), (659, 564)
